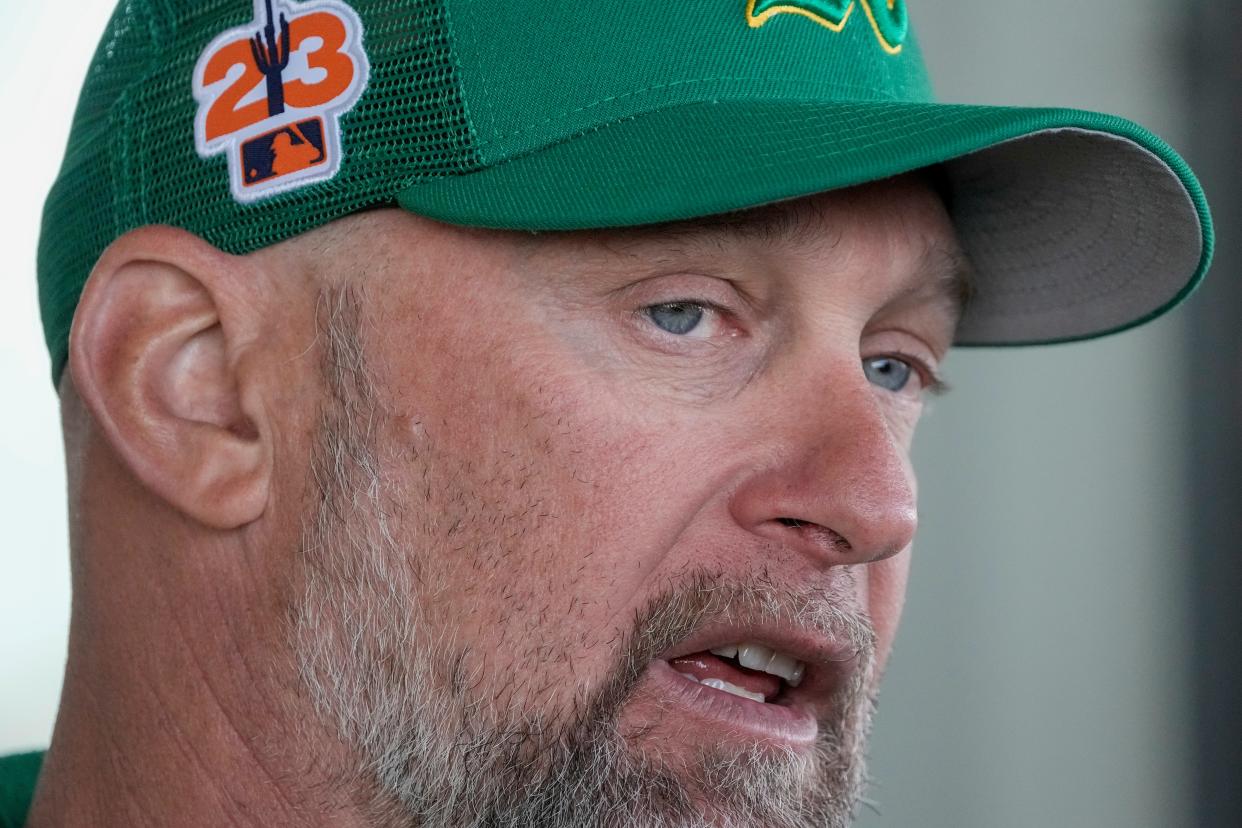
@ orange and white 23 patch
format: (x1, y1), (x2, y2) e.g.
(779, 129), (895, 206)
(193, 0), (369, 202)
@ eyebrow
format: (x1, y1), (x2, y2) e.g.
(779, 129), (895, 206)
(610, 200), (977, 324)
(913, 241), (976, 327)
(619, 198), (839, 250)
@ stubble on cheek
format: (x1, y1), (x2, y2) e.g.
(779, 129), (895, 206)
(368, 288), (664, 718)
(381, 412), (573, 699)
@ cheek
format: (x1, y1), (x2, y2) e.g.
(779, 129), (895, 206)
(371, 302), (701, 702)
(864, 548), (912, 679)
(880, 397), (922, 452)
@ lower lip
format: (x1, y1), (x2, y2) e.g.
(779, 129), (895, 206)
(646, 658), (818, 746)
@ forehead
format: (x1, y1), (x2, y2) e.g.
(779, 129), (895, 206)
(308, 174), (974, 326)
(535, 173), (974, 321)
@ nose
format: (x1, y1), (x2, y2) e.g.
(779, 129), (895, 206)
(728, 357), (918, 568)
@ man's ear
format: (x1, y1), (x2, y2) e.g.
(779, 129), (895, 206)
(68, 225), (272, 529)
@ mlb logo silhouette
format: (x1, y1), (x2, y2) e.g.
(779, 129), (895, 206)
(242, 118), (327, 187)
(193, 0), (369, 202)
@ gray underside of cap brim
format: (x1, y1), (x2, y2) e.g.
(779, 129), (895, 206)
(945, 128), (1203, 345)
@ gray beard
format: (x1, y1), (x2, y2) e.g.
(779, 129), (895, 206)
(290, 286), (879, 827)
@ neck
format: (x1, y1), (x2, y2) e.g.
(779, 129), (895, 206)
(25, 544), (371, 827)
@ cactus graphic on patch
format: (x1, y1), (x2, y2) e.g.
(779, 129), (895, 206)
(251, 0), (292, 117)
(192, 0), (370, 202)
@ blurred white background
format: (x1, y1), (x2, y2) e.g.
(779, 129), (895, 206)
(0, 0), (116, 754)
(0, 2), (1206, 827)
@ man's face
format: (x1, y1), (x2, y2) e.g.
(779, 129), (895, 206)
(284, 174), (966, 826)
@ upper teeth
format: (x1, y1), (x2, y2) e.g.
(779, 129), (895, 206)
(709, 642), (806, 687)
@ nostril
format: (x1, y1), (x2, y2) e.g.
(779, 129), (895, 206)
(776, 518), (853, 555)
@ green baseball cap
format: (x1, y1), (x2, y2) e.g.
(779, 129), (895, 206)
(38, 0), (1213, 385)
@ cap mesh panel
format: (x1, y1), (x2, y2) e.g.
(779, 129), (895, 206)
(38, 0), (483, 384)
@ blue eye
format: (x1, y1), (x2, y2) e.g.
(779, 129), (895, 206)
(863, 356), (914, 392)
(646, 302), (705, 336)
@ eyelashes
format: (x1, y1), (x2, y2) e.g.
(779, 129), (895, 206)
(634, 298), (947, 397)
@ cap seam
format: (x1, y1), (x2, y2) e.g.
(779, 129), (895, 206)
(440, 0), (487, 158)
(138, 0), (176, 224)
(459, 0), (499, 144)
(470, 77), (911, 153)
(117, 0), (172, 230)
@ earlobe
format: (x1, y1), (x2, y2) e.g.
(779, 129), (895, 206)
(68, 226), (271, 529)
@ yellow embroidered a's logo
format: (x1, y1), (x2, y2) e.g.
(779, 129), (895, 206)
(746, 0), (908, 55)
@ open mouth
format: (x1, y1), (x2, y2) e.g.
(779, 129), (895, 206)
(641, 625), (856, 745)
(647, 655), (818, 745)
(667, 642), (805, 706)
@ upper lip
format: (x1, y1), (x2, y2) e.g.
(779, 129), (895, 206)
(657, 620), (864, 714)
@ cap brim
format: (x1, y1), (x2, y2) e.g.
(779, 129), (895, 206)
(397, 101), (1212, 346)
